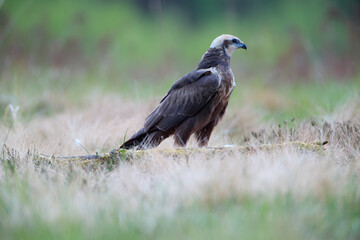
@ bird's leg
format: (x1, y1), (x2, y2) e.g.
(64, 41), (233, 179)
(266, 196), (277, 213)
(175, 133), (185, 146)
(174, 131), (192, 147)
(174, 117), (199, 147)
(195, 122), (216, 147)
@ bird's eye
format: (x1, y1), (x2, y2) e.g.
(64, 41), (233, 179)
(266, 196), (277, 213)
(232, 39), (238, 44)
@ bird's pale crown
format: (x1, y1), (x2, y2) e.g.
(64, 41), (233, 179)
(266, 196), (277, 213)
(209, 34), (246, 56)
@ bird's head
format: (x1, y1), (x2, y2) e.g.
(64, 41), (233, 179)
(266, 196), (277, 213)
(209, 34), (247, 56)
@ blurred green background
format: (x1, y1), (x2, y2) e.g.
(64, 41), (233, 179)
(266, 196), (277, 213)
(1, 2), (359, 240)
(0, 0), (359, 120)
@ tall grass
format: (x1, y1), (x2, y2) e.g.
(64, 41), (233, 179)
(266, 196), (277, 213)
(0, 92), (359, 239)
(0, 0), (359, 238)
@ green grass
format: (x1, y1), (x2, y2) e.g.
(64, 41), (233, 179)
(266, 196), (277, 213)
(1, 0), (350, 74)
(1, 184), (359, 240)
(1, 1), (359, 239)
(1, 0), (357, 122)
(1, 0), (357, 123)
(1, 66), (359, 121)
(257, 78), (360, 121)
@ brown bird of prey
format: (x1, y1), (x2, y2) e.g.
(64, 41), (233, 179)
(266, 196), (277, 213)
(122, 34), (247, 149)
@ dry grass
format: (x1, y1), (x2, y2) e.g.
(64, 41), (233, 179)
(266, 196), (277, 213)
(1, 94), (360, 239)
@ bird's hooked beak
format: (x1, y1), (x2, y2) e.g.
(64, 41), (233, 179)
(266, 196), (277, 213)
(237, 42), (247, 50)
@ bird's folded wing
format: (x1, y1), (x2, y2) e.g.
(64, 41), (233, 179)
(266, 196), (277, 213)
(144, 71), (220, 132)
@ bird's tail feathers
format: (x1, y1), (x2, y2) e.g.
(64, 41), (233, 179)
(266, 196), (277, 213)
(120, 129), (167, 150)
(120, 129), (146, 149)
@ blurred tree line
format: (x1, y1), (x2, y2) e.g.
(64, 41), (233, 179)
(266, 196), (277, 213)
(133, 0), (274, 23)
(0, 0), (359, 81)
(111, 0), (360, 24)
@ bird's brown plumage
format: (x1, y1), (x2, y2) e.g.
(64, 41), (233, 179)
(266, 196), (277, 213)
(122, 34), (247, 149)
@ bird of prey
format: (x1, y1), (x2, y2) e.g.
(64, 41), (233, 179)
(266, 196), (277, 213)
(122, 34), (247, 149)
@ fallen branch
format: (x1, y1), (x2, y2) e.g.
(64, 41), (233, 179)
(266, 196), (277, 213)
(37, 141), (328, 168)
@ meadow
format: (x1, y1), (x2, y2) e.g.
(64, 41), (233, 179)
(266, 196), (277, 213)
(1, 0), (360, 239)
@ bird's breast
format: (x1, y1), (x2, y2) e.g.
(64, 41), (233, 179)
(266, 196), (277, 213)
(229, 68), (235, 87)
(215, 67), (235, 97)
